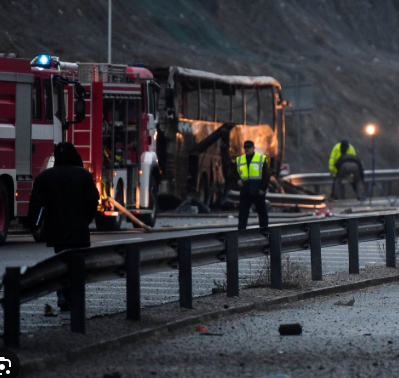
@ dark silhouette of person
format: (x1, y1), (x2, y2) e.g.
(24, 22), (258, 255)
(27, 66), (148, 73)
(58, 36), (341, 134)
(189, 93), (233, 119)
(28, 142), (99, 310)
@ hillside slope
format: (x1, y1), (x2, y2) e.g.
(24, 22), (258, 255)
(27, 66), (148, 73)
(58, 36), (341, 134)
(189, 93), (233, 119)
(2, 0), (399, 173)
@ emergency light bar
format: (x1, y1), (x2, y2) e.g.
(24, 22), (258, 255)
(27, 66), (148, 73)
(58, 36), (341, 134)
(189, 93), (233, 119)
(30, 54), (78, 71)
(31, 54), (52, 68)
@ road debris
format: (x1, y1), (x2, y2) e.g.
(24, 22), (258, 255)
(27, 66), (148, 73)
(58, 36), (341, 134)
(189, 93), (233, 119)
(334, 297), (355, 306)
(278, 323), (302, 335)
(196, 326), (207, 332)
(44, 304), (57, 317)
(103, 372), (122, 378)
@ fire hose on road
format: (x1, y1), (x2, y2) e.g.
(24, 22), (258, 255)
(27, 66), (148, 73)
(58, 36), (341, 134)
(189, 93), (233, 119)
(108, 196), (326, 233)
(108, 197), (152, 232)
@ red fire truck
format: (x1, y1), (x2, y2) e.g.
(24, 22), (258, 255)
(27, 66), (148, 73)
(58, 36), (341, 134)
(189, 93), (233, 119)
(65, 60), (160, 231)
(0, 54), (160, 245)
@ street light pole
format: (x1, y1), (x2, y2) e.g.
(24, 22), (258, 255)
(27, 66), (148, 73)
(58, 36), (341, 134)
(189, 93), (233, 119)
(108, 0), (112, 64)
(361, 123), (392, 205)
(370, 133), (376, 203)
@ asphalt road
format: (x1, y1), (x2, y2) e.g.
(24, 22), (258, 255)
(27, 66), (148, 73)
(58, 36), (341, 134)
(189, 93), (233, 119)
(27, 281), (399, 378)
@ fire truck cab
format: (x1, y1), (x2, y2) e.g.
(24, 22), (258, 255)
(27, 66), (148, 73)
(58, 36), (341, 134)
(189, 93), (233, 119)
(0, 54), (85, 244)
(0, 54), (160, 245)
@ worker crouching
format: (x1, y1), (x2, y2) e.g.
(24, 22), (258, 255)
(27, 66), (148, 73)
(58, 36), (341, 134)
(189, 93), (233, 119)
(330, 140), (364, 200)
(236, 140), (270, 230)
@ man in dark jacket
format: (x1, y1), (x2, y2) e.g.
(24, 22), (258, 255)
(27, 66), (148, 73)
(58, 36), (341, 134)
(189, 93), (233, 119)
(236, 140), (270, 230)
(28, 142), (99, 310)
(332, 141), (364, 200)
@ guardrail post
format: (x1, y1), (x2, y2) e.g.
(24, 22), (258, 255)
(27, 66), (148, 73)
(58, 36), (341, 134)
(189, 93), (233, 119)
(270, 228), (282, 289)
(309, 223), (322, 281)
(126, 245), (141, 320)
(178, 238), (192, 309)
(226, 232), (239, 297)
(70, 252), (85, 333)
(347, 219), (359, 274)
(4, 267), (20, 349)
(385, 215), (396, 268)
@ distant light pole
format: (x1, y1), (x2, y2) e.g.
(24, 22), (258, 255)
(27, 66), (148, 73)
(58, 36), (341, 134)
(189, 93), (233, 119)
(108, 0), (112, 64)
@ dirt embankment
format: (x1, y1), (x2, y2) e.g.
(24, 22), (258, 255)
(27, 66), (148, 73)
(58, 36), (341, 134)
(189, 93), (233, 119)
(2, 0), (399, 173)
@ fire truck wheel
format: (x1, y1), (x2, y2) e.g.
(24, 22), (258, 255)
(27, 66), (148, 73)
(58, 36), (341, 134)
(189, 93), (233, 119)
(95, 183), (124, 231)
(133, 174), (158, 228)
(147, 174), (158, 227)
(0, 180), (10, 246)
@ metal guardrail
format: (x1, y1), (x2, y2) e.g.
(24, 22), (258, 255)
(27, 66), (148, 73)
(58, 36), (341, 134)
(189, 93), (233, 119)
(227, 190), (326, 208)
(282, 169), (399, 194)
(2, 211), (399, 348)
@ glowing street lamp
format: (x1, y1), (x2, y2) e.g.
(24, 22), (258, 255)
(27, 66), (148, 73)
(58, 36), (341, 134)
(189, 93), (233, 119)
(365, 123), (376, 136)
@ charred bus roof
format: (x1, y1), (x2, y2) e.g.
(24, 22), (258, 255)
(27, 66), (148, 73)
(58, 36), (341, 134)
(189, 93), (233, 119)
(167, 66), (281, 89)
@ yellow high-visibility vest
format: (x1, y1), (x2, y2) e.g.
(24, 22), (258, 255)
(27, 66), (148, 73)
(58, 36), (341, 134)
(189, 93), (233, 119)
(236, 152), (267, 180)
(329, 142), (356, 177)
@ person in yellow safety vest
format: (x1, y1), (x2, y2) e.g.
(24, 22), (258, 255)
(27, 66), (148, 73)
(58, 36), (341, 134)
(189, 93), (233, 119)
(329, 140), (356, 177)
(330, 140), (364, 200)
(236, 140), (270, 230)
(328, 139), (362, 200)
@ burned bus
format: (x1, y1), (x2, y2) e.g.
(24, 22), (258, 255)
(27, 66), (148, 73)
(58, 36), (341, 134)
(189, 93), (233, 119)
(154, 67), (289, 208)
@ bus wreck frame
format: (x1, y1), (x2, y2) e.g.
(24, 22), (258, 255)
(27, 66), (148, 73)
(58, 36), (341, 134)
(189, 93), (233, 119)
(154, 66), (289, 208)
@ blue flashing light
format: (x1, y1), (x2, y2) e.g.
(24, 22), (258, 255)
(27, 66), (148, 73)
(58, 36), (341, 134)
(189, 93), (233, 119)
(37, 54), (51, 66)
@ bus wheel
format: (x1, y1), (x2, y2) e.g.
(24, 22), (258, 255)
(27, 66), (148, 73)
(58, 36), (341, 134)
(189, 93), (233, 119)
(198, 175), (208, 204)
(0, 180), (10, 246)
(96, 183), (124, 231)
(134, 174), (158, 228)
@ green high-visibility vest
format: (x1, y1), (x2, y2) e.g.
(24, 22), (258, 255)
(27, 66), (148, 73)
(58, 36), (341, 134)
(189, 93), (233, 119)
(328, 142), (356, 177)
(236, 152), (267, 180)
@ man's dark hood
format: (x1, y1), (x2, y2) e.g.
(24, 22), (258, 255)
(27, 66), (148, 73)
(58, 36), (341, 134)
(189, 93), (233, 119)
(54, 142), (83, 167)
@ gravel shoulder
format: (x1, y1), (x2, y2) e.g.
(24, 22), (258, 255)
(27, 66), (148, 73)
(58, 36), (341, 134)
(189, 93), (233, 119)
(17, 264), (399, 377)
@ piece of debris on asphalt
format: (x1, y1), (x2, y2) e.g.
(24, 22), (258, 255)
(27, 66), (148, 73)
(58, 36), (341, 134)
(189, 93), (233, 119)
(279, 323), (302, 336)
(44, 304), (57, 317)
(103, 372), (122, 378)
(196, 326), (207, 332)
(334, 297), (355, 306)
(200, 332), (224, 336)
